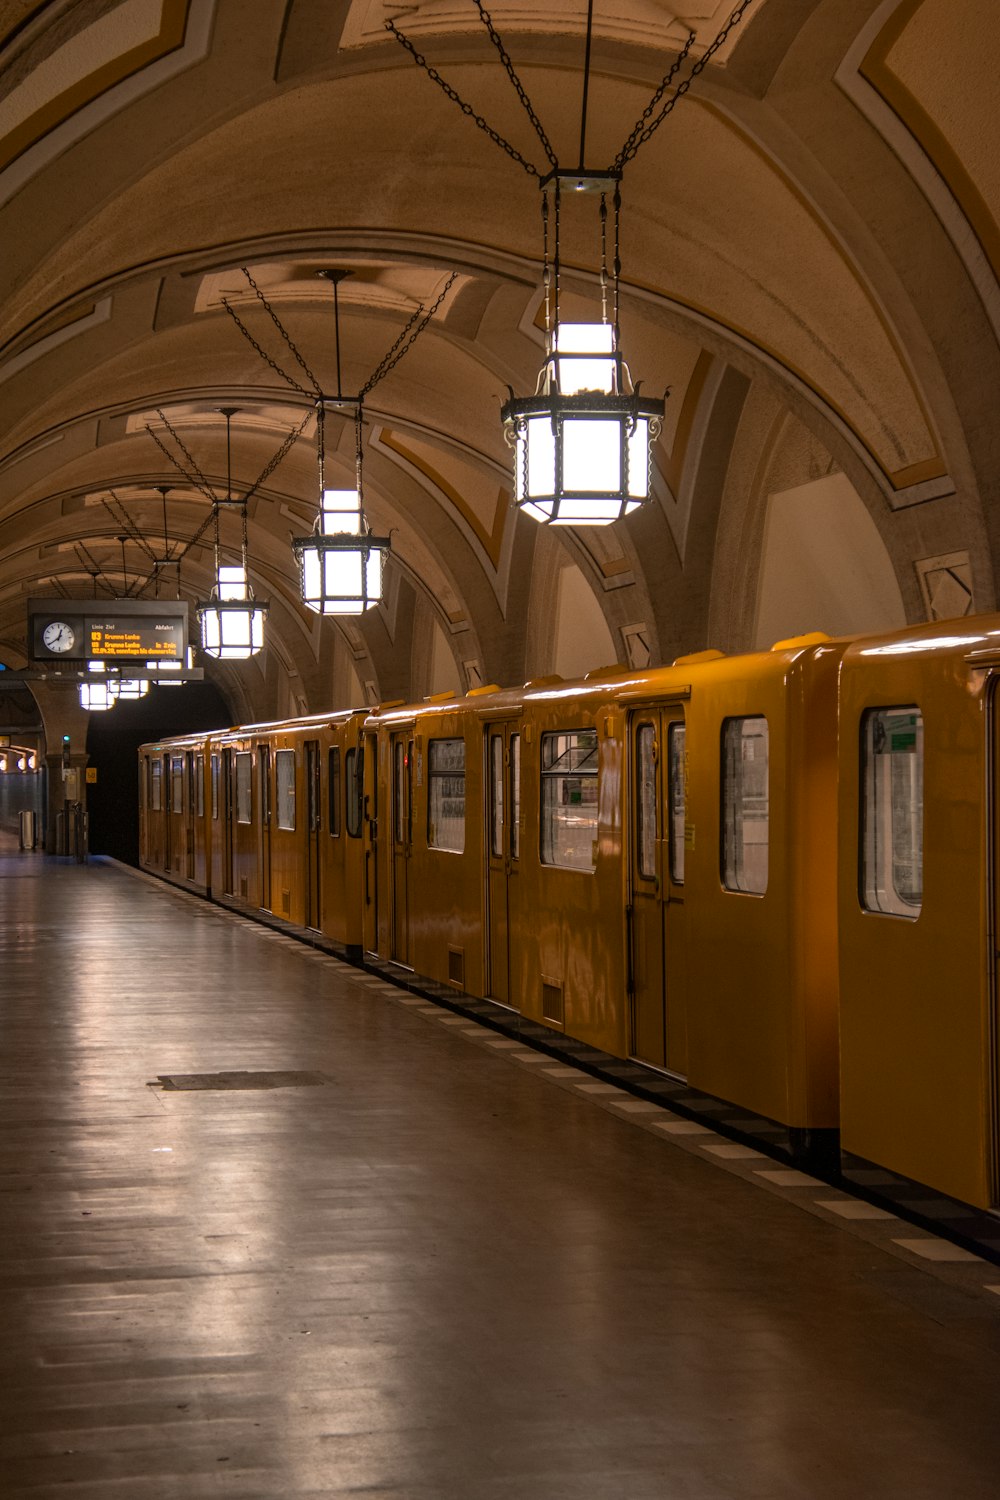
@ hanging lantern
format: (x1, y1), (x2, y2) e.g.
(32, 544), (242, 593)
(501, 176), (665, 526)
(291, 273), (390, 617)
(110, 677), (150, 701)
(195, 408), (269, 660)
(293, 485), (389, 616)
(197, 563), (267, 659)
(79, 681), (116, 711)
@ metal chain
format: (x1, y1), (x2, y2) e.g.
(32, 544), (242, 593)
(613, 182), (621, 337)
(473, 0), (558, 168)
(600, 193), (608, 324)
(103, 493), (158, 563)
(611, 28), (695, 170)
(541, 191), (551, 350)
(240, 268), (323, 396)
(221, 297), (315, 398)
(242, 411), (311, 504)
(611, 0), (756, 169)
(385, 19), (541, 178)
(359, 271), (459, 398)
(148, 413), (220, 504)
(74, 541), (113, 596)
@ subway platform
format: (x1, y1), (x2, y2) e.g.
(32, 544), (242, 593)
(3, 852), (1000, 1499)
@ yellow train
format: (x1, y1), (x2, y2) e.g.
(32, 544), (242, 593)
(139, 617), (1000, 1218)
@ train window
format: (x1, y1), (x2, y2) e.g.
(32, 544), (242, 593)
(428, 738), (466, 852)
(490, 734), (503, 858)
(393, 744), (406, 844)
(211, 755), (219, 820)
(636, 723), (656, 880)
(195, 756), (205, 819)
(668, 723), (686, 886)
(540, 729), (598, 871)
(721, 717), (768, 895)
(861, 707), (923, 918)
(236, 752), (252, 825)
(150, 758), (162, 811)
(171, 756), (184, 814)
(329, 748), (341, 837)
(346, 748), (363, 838)
(510, 734), (521, 861)
(276, 749), (296, 831)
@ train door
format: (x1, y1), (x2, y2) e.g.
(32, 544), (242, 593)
(185, 752), (195, 880)
(164, 753), (174, 869)
(259, 746), (272, 911)
(485, 722), (521, 1007)
(305, 739), (322, 930)
(362, 730), (380, 954)
(390, 730), (413, 965)
(629, 707), (688, 1077)
(222, 749), (235, 895)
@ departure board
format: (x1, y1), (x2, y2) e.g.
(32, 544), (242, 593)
(29, 599), (189, 663)
(87, 618), (185, 659)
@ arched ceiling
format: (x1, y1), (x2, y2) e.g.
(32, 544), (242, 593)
(1, 0), (998, 714)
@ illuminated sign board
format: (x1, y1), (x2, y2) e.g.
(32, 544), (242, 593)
(28, 599), (189, 663)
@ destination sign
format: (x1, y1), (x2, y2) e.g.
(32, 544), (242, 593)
(28, 599), (189, 663)
(87, 619), (184, 659)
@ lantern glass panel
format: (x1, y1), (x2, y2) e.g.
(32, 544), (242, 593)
(554, 323), (615, 395)
(321, 489), (362, 535)
(324, 548), (364, 597)
(218, 565), (247, 600)
(550, 496), (622, 526)
(526, 416), (556, 498)
(562, 417), (622, 493)
(365, 549), (382, 600)
(302, 546), (322, 602)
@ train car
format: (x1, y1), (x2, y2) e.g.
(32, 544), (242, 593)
(837, 617), (1000, 1210)
(366, 633), (846, 1136)
(138, 731), (212, 895)
(208, 710), (369, 957)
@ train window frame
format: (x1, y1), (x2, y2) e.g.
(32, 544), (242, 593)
(510, 733), (521, 862)
(636, 721), (656, 881)
(275, 749), (296, 831)
(427, 737), (466, 853)
(211, 754), (219, 820)
(860, 706), (924, 919)
(540, 728), (599, 873)
(195, 755), (205, 819)
(150, 758), (162, 812)
(170, 755), (184, 816)
(721, 716), (769, 896)
(235, 752), (253, 825)
(489, 733), (504, 859)
(668, 722), (686, 887)
(346, 747), (363, 838)
(328, 746), (341, 837)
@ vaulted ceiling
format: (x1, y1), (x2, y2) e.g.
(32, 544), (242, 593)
(1, 0), (997, 721)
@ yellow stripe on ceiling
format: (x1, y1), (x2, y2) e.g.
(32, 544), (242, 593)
(0, 0), (192, 173)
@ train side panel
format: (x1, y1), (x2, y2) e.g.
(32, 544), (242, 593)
(838, 627), (995, 1208)
(684, 642), (842, 1129)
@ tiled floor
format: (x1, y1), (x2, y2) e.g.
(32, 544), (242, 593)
(3, 852), (1000, 1498)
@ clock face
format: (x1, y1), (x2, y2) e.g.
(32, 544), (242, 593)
(42, 621), (76, 653)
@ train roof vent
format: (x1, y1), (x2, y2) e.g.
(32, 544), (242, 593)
(466, 684), (502, 697)
(423, 690), (455, 703)
(523, 674), (563, 689)
(584, 663), (628, 680)
(672, 648), (725, 666)
(770, 631), (831, 652)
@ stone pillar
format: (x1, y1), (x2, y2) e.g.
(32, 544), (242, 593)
(29, 682), (91, 852)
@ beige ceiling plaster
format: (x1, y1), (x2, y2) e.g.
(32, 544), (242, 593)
(194, 259), (462, 319)
(0, 0), (214, 204)
(838, 0), (1000, 340)
(864, 0), (1000, 279)
(374, 425), (510, 577)
(347, 0), (765, 59)
(621, 96), (943, 489)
